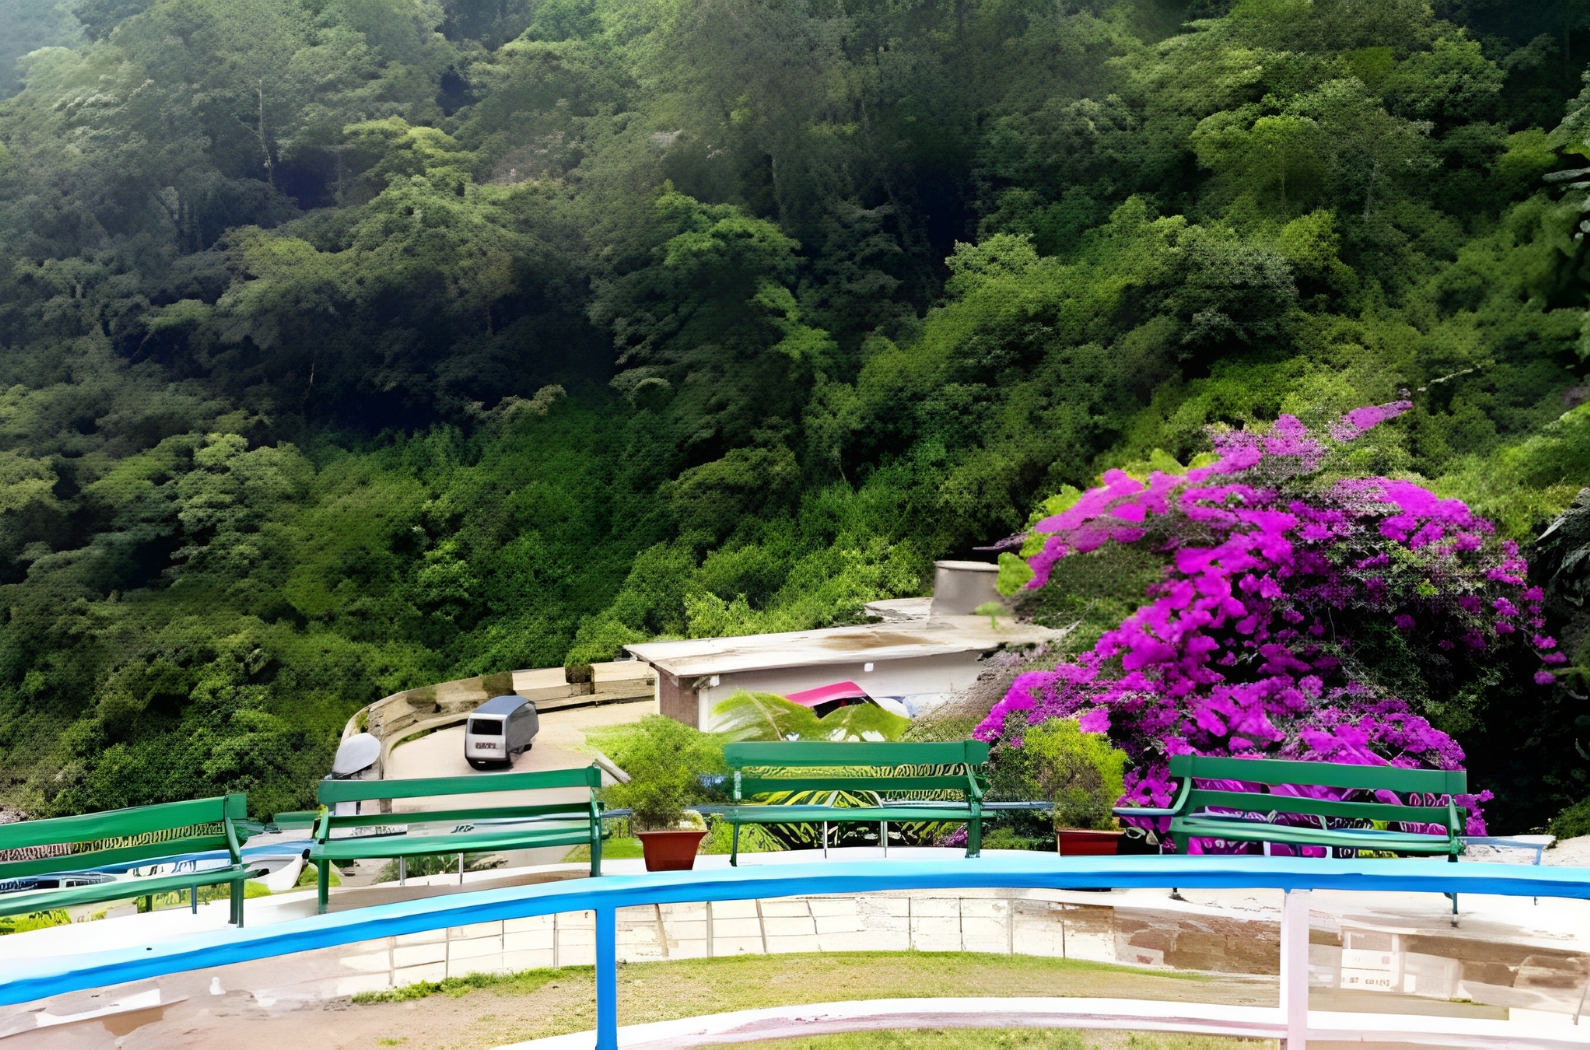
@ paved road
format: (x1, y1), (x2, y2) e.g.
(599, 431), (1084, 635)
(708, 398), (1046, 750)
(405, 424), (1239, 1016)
(385, 699), (651, 783)
(375, 699), (650, 870)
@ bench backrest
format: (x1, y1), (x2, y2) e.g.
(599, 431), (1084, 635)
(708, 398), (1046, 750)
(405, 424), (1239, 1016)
(0, 795), (249, 880)
(724, 741), (989, 798)
(1168, 755), (1467, 828)
(317, 765), (602, 806)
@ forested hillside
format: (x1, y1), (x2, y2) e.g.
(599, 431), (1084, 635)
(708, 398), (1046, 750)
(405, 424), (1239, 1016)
(1, 0), (1588, 825)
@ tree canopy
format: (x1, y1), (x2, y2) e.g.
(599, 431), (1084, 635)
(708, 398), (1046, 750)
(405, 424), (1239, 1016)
(0, 0), (1588, 825)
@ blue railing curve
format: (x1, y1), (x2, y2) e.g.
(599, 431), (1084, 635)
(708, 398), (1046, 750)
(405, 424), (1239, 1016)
(1, 854), (1587, 1049)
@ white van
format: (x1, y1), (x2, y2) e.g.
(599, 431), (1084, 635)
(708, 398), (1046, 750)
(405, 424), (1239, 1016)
(465, 694), (538, 770)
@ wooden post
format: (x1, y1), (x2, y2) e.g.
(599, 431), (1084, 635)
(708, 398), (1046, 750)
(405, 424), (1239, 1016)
(1279, 889), (1310, 1049)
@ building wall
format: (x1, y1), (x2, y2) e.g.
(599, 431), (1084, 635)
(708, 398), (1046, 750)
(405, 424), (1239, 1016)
(658, 670), (697, 726)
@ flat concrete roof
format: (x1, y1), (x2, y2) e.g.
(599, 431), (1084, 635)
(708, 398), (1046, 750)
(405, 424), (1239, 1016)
(623, 615), (1065, 678)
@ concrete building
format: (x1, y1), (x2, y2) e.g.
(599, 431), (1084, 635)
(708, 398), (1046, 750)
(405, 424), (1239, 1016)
(624, 561), (1067, 729)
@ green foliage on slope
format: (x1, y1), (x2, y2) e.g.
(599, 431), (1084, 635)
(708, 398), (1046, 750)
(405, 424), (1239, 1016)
(0, 0), (1588, 824)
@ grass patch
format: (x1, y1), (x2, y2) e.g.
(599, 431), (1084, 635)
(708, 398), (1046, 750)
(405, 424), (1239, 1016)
(739, 1032), (1268, 1050)
(563, 837), (644, 862)
(354, 968), (573, 1003)
(347, 952), (1277, 1050)
(0, 909), (72, 935)
(295, 862), (340, 889)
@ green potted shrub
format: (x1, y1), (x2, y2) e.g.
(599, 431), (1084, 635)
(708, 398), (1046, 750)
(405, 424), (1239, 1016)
(599, 715), (721, 871)
(994, 718), (1127, 856)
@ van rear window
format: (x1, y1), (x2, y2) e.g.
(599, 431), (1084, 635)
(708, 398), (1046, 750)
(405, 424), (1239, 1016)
(469, 718), (503, 736)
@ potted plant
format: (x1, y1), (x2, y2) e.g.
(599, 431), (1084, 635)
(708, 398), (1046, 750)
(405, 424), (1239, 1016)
(999, 717), (1128, 856)
(600, 715), (720, 871)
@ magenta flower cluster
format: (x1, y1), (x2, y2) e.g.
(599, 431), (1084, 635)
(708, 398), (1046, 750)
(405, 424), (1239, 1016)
(976, 403), (1554, 849)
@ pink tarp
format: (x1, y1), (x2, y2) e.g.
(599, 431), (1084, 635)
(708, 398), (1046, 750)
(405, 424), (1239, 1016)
(783, 681), (870, 708)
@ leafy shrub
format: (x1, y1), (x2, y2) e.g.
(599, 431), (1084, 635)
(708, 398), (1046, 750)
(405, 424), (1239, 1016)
(592, 715), (726, 831)
(1549, 796), (1590, 841)
(990, 718), (1125, 831)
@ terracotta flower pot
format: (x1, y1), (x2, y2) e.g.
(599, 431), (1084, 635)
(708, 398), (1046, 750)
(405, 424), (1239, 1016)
(1056, 828), (1124, 857)
(636, 829), (708, 871)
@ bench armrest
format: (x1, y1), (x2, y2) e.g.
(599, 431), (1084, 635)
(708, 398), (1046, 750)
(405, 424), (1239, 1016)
(310, 805), (332, 843)
(224, 815), (244, 865)
(1113, 773), (1192, 821)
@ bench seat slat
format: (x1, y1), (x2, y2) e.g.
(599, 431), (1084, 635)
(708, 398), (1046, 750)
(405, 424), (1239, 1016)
(1174, 817), (1458, 852)
(1168, 755), (1466, 794)
(0, 834), (237, 881)
(322, 802), (597, 831)
(725, 741), (989, 767)
(318, 767), (601, 804)
(719, 804), (976, 823)
(0, 864), (256, 920)
(311, 826), (594, 861)
(0, 796), (243, 853)
(1185, 789), (1464, 825)
(737, 776), (974, 795)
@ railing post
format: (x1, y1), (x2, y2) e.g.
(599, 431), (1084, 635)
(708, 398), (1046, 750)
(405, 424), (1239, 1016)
(1279, 888), (1310, 1050)
(594, 906), (618, 1050)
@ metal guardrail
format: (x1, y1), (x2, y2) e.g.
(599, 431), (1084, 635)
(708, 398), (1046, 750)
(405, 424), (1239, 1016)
(1, 855), (1587, 1048)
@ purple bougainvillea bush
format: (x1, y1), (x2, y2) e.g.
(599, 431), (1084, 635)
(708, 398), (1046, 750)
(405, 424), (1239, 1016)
(975, 403), (1561, 852)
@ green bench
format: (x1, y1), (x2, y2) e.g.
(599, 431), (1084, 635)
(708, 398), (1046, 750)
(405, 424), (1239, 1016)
(0, 795), (258, 925)
(721, 741), (990, 866)
(1128, 755), (1467, 860)
(309, 766), (605, 913)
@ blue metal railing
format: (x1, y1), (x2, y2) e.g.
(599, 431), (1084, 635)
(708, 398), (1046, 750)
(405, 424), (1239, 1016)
(1, 854), (1587, 1048)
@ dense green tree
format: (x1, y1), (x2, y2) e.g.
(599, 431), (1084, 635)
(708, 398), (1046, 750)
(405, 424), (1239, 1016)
(0, 0), (1586, 826)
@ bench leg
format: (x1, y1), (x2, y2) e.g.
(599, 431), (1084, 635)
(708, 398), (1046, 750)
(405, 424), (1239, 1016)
(591, 823), (602, 878)
(730, 823), (740, 867)
(231, 879), (244, 928)
(881, 821), (887, 859)
(967, 813), (981, 859)
(191, 885), (198, 915)
(317, 861), (330, 915)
